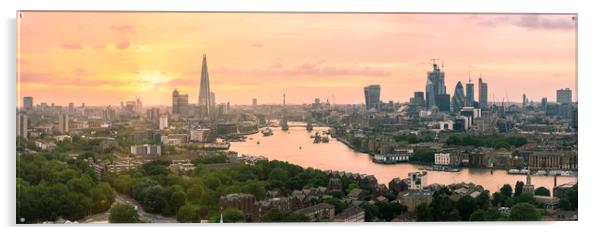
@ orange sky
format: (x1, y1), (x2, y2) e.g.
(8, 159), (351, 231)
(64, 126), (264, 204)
(17, 12), (576, 106)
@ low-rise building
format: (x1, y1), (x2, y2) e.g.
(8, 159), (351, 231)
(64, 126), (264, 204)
(434, 153), (451, 165)
(334, 206), (365, 222)
(190, 128), (211, 142)
(294, 203), (335, 222)
(408, 171), (427, 190)
(161, 134), (188, 145)
(130, 144), (161, 157)
(398, 190), (433, 212)
(219, 193), (257, 216)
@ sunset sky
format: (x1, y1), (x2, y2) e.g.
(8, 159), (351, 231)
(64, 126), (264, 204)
(17, 12), (576, 106)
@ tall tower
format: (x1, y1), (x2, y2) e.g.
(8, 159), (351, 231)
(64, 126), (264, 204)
(363, 84), (381, 111)
(452, 81), (465, 113)
(465, 77), (475, 107)
(478, 77), (488, 109)
(425, 63), (446, 108)
(198, 54), (211, 116)
(58, 113), (69, 134)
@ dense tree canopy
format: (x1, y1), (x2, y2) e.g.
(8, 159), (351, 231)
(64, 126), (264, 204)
(109, 204), (141, 223)
(445, 134), (527, 149)
(510, 203), (540, 221)
(17, 154), (115, 223)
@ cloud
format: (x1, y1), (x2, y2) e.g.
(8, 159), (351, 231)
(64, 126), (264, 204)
(514, 15), (575, 30)
(116, 41), (131, 50)
(111, 25), (136, 34)
(251, 42), (263, 48)
(471, 15), (575, 30)
(287, 63), (392, 77)
(60, 43), (83, 50)
(213, 62), (392, 78)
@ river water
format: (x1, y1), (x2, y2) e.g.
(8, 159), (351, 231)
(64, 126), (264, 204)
(230, 126), (577, 193)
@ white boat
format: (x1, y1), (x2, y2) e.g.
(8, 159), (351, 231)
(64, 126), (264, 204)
(261, 128), (273, 136)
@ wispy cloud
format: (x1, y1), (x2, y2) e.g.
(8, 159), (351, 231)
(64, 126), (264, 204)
(60, 43), (83, 50)
(472, 15), (575, 30)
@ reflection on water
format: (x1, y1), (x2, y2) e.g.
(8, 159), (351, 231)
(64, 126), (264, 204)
(230, 126), (577, 192)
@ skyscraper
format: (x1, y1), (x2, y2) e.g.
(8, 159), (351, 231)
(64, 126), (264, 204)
(58, 113), (69, 133)
(363, 85), (381, 111)
(210, 92), (216, 110)
(452, 81), (465, 113)
(159, 115), (169, 130)
(478, 77), (488, 108)
(23, 96), (33, 112)
(172, 89), (189, 116)
(425, 63), (446, 108)
(436, 94), (451, 112)
(556, 88), (572, 104)
(522, 94), (528, 107)
(413, 91), (425, 107)
(252, 98), (257, 107)
(198, 54), (211, 116)
(541, 97), (548, 113)
(465, 80), (475, 107)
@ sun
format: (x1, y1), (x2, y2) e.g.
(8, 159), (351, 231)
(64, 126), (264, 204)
(138, 71), (171, 89)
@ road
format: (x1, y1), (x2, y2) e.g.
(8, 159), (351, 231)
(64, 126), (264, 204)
(79, 193), (177, 224)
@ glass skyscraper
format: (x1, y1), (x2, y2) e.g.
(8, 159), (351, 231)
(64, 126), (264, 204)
(452, 81), (465, 113)
(425, 63), (446, 108)
(198, 54), (211, 116)
(364, 85), (381, 111)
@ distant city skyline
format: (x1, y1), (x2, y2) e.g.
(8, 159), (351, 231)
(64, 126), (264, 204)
(18, 12), (576, 106)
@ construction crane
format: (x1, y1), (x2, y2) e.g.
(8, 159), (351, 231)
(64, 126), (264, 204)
(430, 58), (441, 66)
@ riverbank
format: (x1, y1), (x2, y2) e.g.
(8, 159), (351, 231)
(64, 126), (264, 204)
(230, 126), (577, 193)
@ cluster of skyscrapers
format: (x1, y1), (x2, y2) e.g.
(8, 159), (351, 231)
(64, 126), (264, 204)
(364, 62), (490, 113)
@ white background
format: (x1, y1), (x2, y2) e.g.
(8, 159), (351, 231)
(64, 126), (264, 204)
(1, 0), (600, 234)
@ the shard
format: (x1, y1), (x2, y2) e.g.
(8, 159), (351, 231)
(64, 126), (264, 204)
(198, 54), (211, 115)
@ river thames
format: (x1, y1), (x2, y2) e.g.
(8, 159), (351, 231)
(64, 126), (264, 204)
(230, 126), (577, 193)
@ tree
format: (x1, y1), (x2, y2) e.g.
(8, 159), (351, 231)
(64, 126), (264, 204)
(484, 208), (502, 221)
(514, 181), (524, 197)
(326, 198), (346, 214)
(142, 185), (168, 213)
(62, 192), (93, 221)
(430, 188), (455, 221)
(176, 204), (200, 223)
(558, 199), (571, 210)
(469, 209), (487, 221)
(169, 190), (187, 216)
(457, 195), (478, 221)
(500, 184), (513, 198)
(491, 192), (505, 207)
(66, 175), (94, 195)
(109, 204), (141, 223)
(112, 174), (134, 194)
(268, 168), (288, 182)
(346, 182), (359, 194)
(241, 181), (266, 200)
(186, 184), (205, 204)
(415, 203), (432, 221)
(89, 182), (116, 213)
(476, 190), (491, 210)
(516, 192), (535, 204)
(567, 185), (578, 210)
(509, 203), (540, 221)
(361, 203), (379, 222)
(534, 187), (551, 196)
(222, 208), (246, 222)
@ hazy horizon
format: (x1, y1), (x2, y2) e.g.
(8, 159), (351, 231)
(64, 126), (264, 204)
(17, 12), (577, 106)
